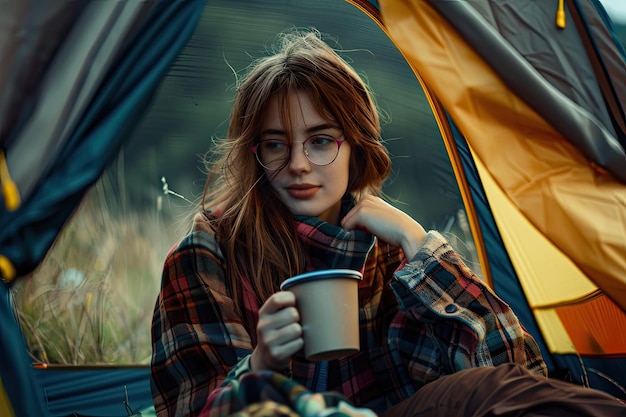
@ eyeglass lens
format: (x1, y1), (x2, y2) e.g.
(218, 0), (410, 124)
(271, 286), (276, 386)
(256, 136), (341, 170)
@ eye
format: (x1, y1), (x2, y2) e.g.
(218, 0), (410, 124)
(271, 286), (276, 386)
(260, 140), (288, 151)
(308, 135), (336, 147)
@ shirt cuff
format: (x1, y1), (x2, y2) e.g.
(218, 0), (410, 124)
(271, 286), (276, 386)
(224, 354), (253, 383)
(224, 354), (293, 384)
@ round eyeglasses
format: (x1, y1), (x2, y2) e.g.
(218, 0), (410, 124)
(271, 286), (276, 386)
(251, 136), (345, 171)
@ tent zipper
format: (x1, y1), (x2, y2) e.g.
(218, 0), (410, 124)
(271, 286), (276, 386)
(556, 0), (566, 28)
(0, 149), (20, 211)
(0, 149), (18, 281)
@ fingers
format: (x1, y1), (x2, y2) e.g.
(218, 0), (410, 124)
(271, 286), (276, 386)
(253, 291), (304, 371)
(340, 196), (370, 232)
(258, 304), (302, 346)
(258, 321), (303, 362)
(259, 290), (296, 315)
(341, 195), (427, 259)
(341, 195), (401, 236)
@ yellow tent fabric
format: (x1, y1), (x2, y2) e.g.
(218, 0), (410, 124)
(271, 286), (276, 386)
(0, 378), (14, 417)
(378, 0), (626, 360)
(475, 148), (626, 354)
(379, 0), (626, 313)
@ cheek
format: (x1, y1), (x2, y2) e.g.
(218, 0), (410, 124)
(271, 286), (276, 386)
(342, 150), (352, 176)
(346, 151), (360, 190)
(341, 162), (351, 180)
(346, 164), (356, 190)
(333, 157), (351, 190)
(265, 168), (282, 185)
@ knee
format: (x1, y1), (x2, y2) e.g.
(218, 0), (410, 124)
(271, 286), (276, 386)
(459, 362), (548, 392)
(497, 362), (540, 377)
(460, 362), (540, 380)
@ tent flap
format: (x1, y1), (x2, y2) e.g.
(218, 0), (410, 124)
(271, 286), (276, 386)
(0, 1), (207, 416)
(426, 0), (626, 183)
(0, 0), (208, 282)
(380, 0), (626, 397)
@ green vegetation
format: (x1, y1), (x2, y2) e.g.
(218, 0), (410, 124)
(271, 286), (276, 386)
(12, 168), (183, 365)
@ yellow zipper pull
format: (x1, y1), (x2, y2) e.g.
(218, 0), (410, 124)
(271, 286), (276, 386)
(0, 149), (21, 211)
(556, 0), (566, 29)
(0, 254), (16, 282)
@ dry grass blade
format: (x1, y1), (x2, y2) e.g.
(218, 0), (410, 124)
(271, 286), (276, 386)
(11, 165), (181, 366)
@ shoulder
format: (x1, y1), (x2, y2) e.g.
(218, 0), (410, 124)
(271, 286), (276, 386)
(163, 211), (226, 284)
(173, 212), (223, 254)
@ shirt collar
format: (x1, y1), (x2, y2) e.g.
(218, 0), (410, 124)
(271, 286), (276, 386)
(294, 194), (376, 271)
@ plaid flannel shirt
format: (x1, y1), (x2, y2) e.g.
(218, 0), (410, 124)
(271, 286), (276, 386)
(150, 209), (547, 417)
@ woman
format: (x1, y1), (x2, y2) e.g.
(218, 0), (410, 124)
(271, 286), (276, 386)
(150, 30), (626, 417)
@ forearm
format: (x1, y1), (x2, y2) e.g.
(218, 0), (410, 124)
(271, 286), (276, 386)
(151, 320), (223, 416)
(151, 231), (256, 416)
(391, 231), (547, 373)
(202, 354), (253, 416)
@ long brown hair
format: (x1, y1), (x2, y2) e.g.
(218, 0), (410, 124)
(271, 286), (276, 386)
(202, 29), (391, 313)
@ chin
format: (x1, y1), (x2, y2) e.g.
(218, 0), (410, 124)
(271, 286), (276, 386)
(289, 205), (326, 219)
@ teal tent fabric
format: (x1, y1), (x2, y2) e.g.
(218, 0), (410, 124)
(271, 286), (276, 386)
(36, 367), (152, 417)
(0, 1), (207, 416)
(1, 282), (48, 417)
(0, 0), (207, 280)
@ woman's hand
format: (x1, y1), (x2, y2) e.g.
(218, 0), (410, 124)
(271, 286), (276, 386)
(250, 291), (304, 372)
(341, 195), (427, 260)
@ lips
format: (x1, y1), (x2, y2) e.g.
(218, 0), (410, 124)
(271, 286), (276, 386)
(286, 184), (320, 199)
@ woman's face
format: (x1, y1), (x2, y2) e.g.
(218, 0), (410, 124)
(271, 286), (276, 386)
(259, 91), (351, 225)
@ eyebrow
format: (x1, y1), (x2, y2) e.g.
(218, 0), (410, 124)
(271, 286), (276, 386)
(260, 123), (341, 137)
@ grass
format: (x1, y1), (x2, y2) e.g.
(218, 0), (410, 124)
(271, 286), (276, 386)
(11, 170), (187, 366)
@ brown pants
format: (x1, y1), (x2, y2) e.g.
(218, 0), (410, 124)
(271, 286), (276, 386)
(380, 363), (626, 417)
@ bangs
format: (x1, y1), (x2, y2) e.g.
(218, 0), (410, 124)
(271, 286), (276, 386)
(270, 82), (340, 144)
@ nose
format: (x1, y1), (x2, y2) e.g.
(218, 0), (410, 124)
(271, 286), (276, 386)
(286, 142), (311, 173)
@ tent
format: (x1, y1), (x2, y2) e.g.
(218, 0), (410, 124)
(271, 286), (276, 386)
(1, 0), (625, 416)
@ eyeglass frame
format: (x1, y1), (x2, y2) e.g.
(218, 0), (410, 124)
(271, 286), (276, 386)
(251, 136), (345, 171)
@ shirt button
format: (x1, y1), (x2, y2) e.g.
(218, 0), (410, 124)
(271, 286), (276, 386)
(445, 304), (458, 313)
